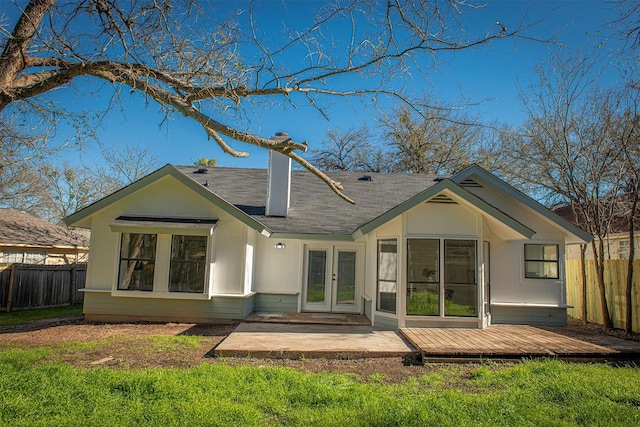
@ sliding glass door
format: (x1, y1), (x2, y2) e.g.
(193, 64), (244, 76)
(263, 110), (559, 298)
(406, 238), (477, 317)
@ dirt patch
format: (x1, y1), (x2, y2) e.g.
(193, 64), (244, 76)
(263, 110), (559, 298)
(0, 319), (234, 343)
(566, 317), (640, 342)
(0, 319), (458, 381)
(1, 318), (636, 383)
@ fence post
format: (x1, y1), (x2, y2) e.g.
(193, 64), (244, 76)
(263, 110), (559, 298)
(6, 264), (16, 313)
(69, 265), (76, 306)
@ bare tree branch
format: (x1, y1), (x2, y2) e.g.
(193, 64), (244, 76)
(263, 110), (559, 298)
(0, 0), (542, 202)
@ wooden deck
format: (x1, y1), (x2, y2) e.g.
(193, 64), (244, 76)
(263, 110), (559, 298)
(400, 325), (640, 361)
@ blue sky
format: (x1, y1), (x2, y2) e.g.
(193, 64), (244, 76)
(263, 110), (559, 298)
(19, 0), (627, 170)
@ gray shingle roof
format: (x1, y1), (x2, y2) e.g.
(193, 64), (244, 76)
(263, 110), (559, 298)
(173, 166), (443, 235)
(0, 209), (90, 248)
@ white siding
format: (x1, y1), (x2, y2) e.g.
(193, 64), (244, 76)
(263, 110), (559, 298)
(461, 183), (569, 309)
(490, 238), (565, 305)
(406, 202), (480, 236)
(254, 237), (302, 294)
(84, 175), (249, 297)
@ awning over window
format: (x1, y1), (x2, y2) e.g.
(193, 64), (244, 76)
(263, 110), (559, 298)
(109, 216), (217, 236)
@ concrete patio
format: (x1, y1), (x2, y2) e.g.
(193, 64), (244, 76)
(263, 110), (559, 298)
(214, 322), (417, 359)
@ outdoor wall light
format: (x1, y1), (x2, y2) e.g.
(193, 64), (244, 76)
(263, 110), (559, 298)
(275, 242), (285, 249)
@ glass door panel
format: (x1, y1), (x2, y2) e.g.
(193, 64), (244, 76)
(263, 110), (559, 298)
(306, 250), (327, 304)
(444, 240), (477, 317)
(335, 251), (356, 305)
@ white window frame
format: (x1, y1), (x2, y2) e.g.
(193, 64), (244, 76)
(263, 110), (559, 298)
(523, 243), (560, 280)
(376, 238), (398, 315)
(110, 219), (215, 300)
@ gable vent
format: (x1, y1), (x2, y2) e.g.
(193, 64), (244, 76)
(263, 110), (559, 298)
(458, 178), (483, 188)
(428, 194), (457, 204)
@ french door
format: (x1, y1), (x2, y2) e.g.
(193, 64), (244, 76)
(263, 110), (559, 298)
(303, 245), (361, 312)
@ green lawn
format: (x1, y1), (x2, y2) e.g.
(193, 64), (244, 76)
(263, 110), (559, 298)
(0, 304), (83, 327)
(0, 346), (639, 426)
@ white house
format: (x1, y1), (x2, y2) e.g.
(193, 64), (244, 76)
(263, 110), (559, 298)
(65, 152), (591, 330)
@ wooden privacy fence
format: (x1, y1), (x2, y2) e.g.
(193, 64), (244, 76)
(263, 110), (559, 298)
(566, 259), (640, 333)
(0, 263), (86, 312)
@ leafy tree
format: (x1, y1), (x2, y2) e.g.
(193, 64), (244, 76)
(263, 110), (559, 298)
(0, 0), (540, 203)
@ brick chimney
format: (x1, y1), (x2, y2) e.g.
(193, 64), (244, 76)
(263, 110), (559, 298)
(266, 132), (292, 217)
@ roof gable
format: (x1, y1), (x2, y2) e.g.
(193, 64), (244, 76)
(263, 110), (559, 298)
(64, 165), (271, 235)
(451, 164), (593, 243)
(352, 179), (535, 239)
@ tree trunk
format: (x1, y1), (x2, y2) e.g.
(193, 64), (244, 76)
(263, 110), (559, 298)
(592, 238), (613, 329)
(580, 243), (588, 324)
(625, 189), (638, 335)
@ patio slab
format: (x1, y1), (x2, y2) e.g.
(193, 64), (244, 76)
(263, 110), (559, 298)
(214, 322), (417, 359)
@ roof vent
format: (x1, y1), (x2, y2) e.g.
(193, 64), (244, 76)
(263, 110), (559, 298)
(428, 194), (457, 204)
(358, 175), (372, 181)
(433, 177), (445, 182)
(195, 168), (208, 174)
(459, 178), (482, 188)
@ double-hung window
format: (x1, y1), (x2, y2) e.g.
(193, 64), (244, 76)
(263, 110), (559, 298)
(524, 244), (559, 279)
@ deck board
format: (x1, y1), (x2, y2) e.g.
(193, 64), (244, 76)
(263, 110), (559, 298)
(400, 326), (640, 360)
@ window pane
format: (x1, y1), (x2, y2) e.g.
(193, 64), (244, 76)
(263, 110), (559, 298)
(378, 242), (397, 281)
(2, 251), (24, 263)
(169, 235), (207, 293)
(524, 244), (559, 279)
(306, 250), (326, 303)
(444, 240), (476, 285)
(118, 233), (156, 291)
(524, 244), (557, 261)
(407, 239), (439, 316)
(23, 252), (46, 264)
(525, 261), (558, 279)
(377, 239), (397, 313)
(407, 239), (439, 282)
(444, 240), (477, 317)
